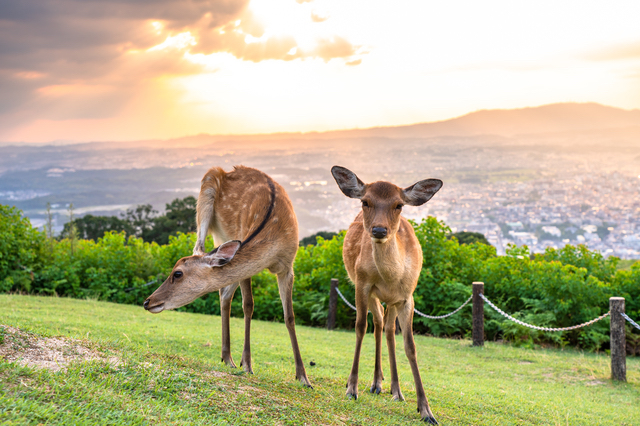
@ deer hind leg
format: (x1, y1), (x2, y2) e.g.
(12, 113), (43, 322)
(346, 281), (370, 400)
(397, 298), (438, 425)
(219, 282), (240, 368)
(276, 268), (312, 387)
(384, 305), (404, 402)
(239, 277), (254, 374)
(369, 297), (384, 395)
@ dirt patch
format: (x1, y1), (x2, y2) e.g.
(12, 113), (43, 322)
(0, 325), (120, 372)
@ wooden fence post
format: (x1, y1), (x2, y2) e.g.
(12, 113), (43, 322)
(472, 282), (484, 347)
(610, 297), (626, 382)
(327, 278), (338, 330)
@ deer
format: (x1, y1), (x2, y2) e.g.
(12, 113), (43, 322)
(144, 165), (312, 388)
(331, 166), (443, 424)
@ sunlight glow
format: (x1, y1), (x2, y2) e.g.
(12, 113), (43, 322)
(3, 0), (640, 142)
(148, 32), (196, 52)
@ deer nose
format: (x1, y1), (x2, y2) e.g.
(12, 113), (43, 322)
(372, 227), (387, 239)
(143, 299), (150, 310)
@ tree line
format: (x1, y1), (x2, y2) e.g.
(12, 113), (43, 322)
(61, 197), (197, 245)
(3, 202), (639, 354)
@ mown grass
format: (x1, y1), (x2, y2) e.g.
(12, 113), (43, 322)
(0, 294), (638, 425)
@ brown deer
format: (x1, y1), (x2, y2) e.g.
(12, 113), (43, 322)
(331, 166), (442, 424)
(144, 165), (312, 387)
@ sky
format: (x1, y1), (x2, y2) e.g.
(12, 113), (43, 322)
(1, 0), (640, 143)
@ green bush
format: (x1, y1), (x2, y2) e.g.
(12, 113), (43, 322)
(1, 203), (639, 352)
(0, 205), (45, 293)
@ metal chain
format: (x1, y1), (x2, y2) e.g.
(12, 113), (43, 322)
(621, 312), (640, 331)
(414, 295), (472, 319)
(335, 287), (472, 321)
(335, 287), (357, 311)
(480, 293), (610, 332)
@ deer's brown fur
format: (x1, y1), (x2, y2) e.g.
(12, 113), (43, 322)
(145, 166), (311, 387)
(331, 166), (442, 424)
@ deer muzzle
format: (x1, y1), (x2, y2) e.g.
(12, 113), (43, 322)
(143, 298), (165, 314)
(371, 226), (389, 243)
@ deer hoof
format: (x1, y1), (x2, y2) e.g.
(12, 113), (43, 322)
(298, 375), (313, 388)
(391, 391), (405, 402)
(221, 357), (237, 369)
(347, 392), (358, 400)
(370, 384), (382, 395)
(421, 416), (438, 424)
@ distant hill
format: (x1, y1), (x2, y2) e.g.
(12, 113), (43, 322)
(121, 102), (640, 147)
(314, 102), (640, 140)
(3, 102), (638, 149)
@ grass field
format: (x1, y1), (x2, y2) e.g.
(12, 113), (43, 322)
(1, 295), (639, 425)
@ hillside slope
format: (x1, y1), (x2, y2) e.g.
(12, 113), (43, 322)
(1, 295), (639, 425)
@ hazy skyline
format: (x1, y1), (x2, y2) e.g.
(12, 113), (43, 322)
(2, 0), (640, 143)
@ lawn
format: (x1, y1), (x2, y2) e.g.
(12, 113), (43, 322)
(0, 294), (638, 425)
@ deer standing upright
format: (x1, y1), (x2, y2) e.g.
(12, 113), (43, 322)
(331, 166), (442, 424)
(144, 166), (311, 387)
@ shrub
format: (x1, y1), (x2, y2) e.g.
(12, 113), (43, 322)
(1, 203), (638, 351)
(0, 205), (45, 293)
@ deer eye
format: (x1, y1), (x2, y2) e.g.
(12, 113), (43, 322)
(362, 201), (369, 208)
(174, 271), (183, 279)
(396, 204), (403, 211)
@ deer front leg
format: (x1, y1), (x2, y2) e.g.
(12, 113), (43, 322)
(219, 282), (240, 368)
(239, 277), (254, 374)
(384, 305), (404, 401)
(346, 282), (370, 400)
(277, 268), (312, 388)
(369, 297), (384, 395)
(398, 299), (438, 425)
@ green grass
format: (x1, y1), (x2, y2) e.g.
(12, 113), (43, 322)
(1, 295), (638, 425)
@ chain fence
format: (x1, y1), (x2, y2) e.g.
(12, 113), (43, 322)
(335, 287), (472, 319)
(479, 293), (611, 332)
(335, 287), (357, 311)
(413, 295), (473, 319)
(333, 286), (615, 331)
(622, 312), (640, 331)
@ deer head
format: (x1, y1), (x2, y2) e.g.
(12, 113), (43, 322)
(143, 240), (241, 313)
(331, 166), (442, 243)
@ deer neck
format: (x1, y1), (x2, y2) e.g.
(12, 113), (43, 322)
(371, 234), (404, 284)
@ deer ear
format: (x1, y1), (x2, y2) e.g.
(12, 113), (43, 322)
(403, 179), (443, 206)
(331, 166), (366, 199)
(204, 240), (241, 267)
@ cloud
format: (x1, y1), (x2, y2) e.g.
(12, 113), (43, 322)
(313, 36), (357, 62)
(0, 0), (360, 134)
(585, 41), (640, 61)
(310, 11), (329, 23)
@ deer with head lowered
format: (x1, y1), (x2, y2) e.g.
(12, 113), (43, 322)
(144, 165), (312, 387)
(331, 166), (443, 424)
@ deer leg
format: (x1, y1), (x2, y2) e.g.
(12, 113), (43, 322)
(369, 297), (384, 395)
(398, 299), (438, 425)
(276, 268), (312, 388)
(219, 282), (240, 368)
(384, 305), (404, 402)
(346, 283), (370, 400)
(239, 277), (254, 374)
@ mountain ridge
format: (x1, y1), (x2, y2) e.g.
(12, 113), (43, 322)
(4, 102), (639, 147)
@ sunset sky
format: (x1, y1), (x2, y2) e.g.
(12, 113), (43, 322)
(1, 0), (640, 143)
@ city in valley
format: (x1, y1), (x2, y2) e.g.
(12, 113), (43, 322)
(1, 103), (639, 258)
